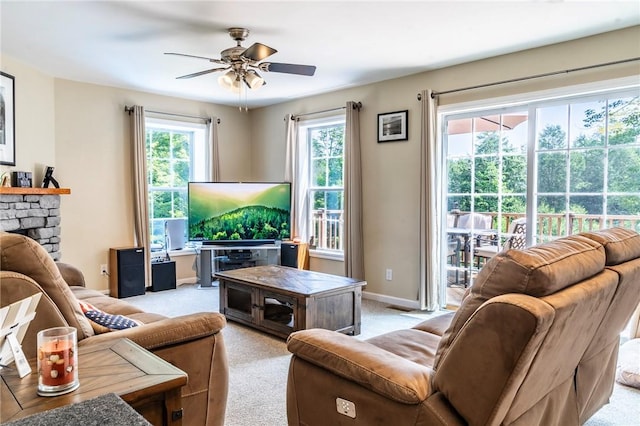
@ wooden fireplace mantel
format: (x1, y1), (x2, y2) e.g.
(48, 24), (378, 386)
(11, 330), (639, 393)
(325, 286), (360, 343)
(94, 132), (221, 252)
(0, 187), (71, 195)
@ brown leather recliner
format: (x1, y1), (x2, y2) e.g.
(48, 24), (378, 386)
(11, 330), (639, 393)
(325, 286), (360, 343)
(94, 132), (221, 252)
(286, 228), (640, 425)
(0, 232), (228, 426)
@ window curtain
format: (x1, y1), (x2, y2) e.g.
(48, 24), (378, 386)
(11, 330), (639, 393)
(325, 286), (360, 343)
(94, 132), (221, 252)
(208, 118), (220, 182)
(285, 114), (309, 242)
(130, 105), (151, 286)
(344, 101), (364, 279)
(419, 90), (442, 310)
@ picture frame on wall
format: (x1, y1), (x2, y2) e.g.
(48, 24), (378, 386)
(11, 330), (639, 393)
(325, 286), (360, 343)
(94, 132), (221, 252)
(377, 110), (408, 143)
(0, 72), (16, 166)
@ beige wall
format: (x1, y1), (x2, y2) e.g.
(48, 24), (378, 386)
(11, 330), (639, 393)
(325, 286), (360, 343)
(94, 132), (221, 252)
(53, 80), (252, 290)
(249, 27), (640, 305)
(2, 27), (638, 301)
(0, 55), (55, 181)
(173, 251), (198, 285)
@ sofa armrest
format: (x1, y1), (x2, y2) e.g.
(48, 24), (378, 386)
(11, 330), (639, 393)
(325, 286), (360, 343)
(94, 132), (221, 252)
(56, 262), (86, 287)
(78, 312), (226, 350)
(287, 328), (433, 404)
(412, 311), (455, 336)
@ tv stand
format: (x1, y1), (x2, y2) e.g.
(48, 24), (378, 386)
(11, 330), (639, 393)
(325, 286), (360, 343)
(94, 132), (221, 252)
(197, 244), (280, 288)
(202, 239), (275, 247)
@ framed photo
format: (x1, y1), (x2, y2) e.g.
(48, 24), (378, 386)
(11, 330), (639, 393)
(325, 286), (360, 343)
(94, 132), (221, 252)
(378, 110), (408, 142)
(0, 72), (16, 166)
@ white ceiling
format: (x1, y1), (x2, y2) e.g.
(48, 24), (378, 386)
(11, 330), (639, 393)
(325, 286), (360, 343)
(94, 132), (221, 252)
(1, 1), (639, 108)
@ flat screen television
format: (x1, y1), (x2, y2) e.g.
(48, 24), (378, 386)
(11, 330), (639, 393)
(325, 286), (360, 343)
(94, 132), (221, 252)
(188, 182), (291, 246)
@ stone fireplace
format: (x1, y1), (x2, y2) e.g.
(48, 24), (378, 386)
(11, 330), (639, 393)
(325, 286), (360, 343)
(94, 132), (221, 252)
(0, 188), (70, 260)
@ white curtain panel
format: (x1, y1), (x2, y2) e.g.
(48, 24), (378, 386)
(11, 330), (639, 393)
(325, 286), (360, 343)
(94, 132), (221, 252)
(130, 105), (151, 286)
(208, 118), (220, 182)
(344, 101), (365, 280)
(284, 114), (309, 242)
(419, 90), (443, 310)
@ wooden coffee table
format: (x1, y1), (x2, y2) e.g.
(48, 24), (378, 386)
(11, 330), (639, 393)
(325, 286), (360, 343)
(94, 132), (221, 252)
(216, 265), (366, 338)
(1, 338), (187, 425)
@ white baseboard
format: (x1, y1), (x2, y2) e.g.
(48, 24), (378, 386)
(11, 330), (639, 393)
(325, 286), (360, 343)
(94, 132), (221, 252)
(362, 291), (420, 310)
(177, 277), (198, 286)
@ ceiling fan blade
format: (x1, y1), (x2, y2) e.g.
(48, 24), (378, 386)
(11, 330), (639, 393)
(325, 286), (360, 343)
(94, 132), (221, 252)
(176, 67), (228, 79)
(261, 62), (316, 76)
(242, 43), (277, 62)
(165, 52), (226, 65)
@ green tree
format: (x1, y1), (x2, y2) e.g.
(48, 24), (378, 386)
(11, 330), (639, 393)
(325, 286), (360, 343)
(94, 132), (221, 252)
(311, 125), (344, 204)
(451, 131), (527, 214)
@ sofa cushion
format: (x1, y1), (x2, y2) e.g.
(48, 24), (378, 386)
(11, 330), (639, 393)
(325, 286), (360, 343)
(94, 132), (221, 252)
(71, 286), (145, 316)
(70, 286), (168, 326)
(581, 227), (640, 266)
(434, 234), (605, 368)
(0, 232), (94, 340)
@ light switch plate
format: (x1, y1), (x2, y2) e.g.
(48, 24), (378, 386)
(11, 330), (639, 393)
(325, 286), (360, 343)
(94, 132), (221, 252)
(336, 397), (356, 419)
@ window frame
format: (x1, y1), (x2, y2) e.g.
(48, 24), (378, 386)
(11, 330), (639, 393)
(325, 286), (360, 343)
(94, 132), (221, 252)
(442, 85), (639, 243)
(299, 115), (346, 257)
(145, 117), (209, 249)
(440, 83), (640, 300)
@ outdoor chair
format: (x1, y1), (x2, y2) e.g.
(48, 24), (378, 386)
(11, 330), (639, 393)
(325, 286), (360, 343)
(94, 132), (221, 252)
(450, 213), (494, 285)
(447, 237), (462, 285)
(475, 217), (527, 267)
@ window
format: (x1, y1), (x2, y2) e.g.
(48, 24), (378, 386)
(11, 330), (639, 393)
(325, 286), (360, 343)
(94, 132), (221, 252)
(145, 118), (208, 248)
(534, 94), (640, 240)
(300, 116), (345, 252)
(446, 112), (529, 232)
(442, 87), (640, 293)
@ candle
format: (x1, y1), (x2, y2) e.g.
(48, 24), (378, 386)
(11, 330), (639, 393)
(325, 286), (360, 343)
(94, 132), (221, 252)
(38, 338), (76, 386)
(36, 327), (79, 396)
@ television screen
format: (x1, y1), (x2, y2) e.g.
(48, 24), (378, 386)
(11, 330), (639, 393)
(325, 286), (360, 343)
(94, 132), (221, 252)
(188, 182), (291, 245)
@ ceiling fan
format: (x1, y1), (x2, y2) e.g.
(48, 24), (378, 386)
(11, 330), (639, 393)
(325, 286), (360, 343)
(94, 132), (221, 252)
(165, 27), (316, 93)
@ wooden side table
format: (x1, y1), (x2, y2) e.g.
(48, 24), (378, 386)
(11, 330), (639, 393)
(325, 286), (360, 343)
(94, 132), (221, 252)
(1, 338), (187, 425)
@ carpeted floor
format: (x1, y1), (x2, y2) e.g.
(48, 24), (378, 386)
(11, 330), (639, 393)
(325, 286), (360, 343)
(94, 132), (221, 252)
(127, 282), (640, 426)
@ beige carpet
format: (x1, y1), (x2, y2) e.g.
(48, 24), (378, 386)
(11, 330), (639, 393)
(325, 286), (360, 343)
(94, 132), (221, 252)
(127, 282), (640, 426)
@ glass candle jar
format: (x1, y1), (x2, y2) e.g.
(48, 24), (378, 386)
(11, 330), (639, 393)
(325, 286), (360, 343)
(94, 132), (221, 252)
(37, 327), (79, 396)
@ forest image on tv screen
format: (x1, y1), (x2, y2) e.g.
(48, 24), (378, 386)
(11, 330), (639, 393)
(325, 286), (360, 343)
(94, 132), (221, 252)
(189, 182), (291, 242)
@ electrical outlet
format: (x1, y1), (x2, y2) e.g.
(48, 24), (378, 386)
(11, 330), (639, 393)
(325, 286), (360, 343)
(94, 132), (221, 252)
(385, 268), (392, 281)
(100, 264), (108, 276)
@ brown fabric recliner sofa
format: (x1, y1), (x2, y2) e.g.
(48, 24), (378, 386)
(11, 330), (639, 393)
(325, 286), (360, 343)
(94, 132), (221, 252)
(286, 228), (640, 425)
(0, 232), (228, 426)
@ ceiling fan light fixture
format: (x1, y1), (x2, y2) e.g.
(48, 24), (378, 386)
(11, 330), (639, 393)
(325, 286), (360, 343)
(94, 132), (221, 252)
(244, 70), (265, 90)
(228, 75), (242, 94)
(217, 70), (235, 90)
(169, 27), (316, 101)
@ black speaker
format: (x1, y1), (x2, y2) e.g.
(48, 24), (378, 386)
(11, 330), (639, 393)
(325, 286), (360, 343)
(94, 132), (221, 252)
(109, 247), (145, 298)
(151, 260), (176, 292)
(280, 242), (300, 268)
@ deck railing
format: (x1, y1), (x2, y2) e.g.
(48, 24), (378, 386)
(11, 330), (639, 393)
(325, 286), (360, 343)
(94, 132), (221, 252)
(310, 209), (344, 251)
(451, 211), (640, 244)
(311, 209), (639, 254)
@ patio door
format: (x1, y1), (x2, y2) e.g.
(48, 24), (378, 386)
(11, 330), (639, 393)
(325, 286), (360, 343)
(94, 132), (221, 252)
(441, 89), (640, 306)
(443, 109), (529, 297)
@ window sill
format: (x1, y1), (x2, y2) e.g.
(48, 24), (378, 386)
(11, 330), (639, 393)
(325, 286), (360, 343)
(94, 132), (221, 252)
(309, 249), (344, 262)
(151, 247), (198, 259)
(168, 248), (198, 257)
